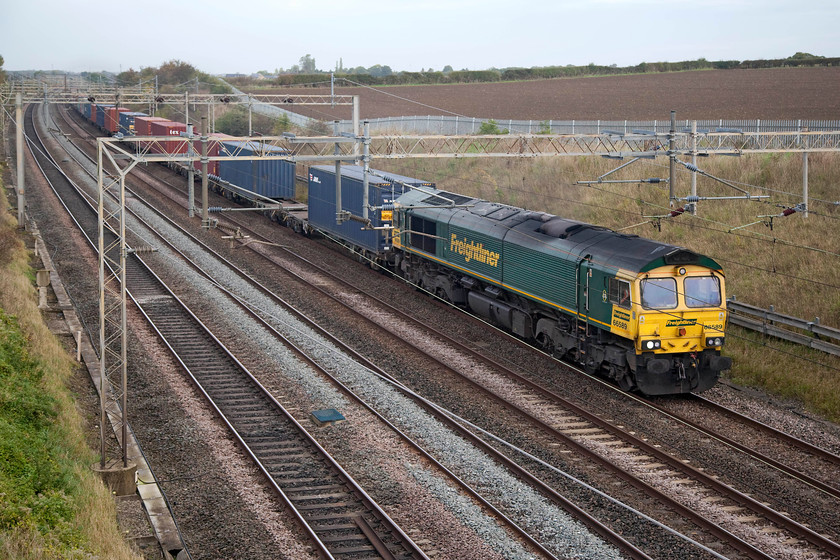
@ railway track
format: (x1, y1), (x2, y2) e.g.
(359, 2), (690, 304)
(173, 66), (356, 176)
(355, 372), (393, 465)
(52, 104), (840, 559)
(643, 393), (840, 501)
(126, 264), (426, 560)
(167, 187), (840, 558)
(29, 103), (429, 560)
(51, 104), (626, 559)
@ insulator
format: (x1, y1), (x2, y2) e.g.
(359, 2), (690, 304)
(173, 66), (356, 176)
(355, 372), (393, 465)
(669, 207), (685, 217)
(208, 206), (222, 213)
(782, 207), (797, 216)
(381, 203), (395, 211)
(684, 195), (700, 203)
(684, 162), (699, 172)
(645, 178), (662, 183)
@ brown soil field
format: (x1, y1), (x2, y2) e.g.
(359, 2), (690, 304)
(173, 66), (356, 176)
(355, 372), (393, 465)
(247, 67), (840, 122)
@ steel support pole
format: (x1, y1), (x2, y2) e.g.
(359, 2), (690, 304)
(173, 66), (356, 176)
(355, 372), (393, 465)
(353, 96), (360, 158)
(668, 110), (676, 207)
(114, 92), (121, 135)
(97, 145), (106, 469)
(119, 171), (128, 468)
(690, 120), (698, 215)
(803, 151), (809, 218)
(248, 95), (252, 137)
(187, 124), (195, 217)
(0, 95), (5, 155)
(16, 93), (25, 225)
(201, 117), (209, 226)
(185, 91), (189, 128)
(334, 121), (342, 223)
(362, 120), (370, 220)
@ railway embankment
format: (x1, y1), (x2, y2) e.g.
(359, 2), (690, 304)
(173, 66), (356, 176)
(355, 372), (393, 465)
(0, 178), (152, 559)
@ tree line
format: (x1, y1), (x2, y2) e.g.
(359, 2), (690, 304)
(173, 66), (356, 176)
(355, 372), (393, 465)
(237, 52), (838, 88)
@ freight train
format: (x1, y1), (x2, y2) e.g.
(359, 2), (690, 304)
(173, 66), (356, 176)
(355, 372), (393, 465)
(75, 102), (296, 200)
(74, 103), (731, 395)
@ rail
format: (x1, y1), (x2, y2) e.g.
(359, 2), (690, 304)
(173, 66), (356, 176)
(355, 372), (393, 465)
(727, 297), (840, 357)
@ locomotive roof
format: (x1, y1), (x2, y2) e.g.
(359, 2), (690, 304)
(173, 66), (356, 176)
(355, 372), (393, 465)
(396, 187), (722, 274)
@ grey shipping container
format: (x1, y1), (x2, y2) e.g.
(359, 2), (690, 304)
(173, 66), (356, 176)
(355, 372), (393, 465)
(218, 141), (296, 199)
(308, 165), (416, 253)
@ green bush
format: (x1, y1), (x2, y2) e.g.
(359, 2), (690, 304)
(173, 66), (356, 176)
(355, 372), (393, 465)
(478, 119), (508, 135)
(273, 113), (292, 134)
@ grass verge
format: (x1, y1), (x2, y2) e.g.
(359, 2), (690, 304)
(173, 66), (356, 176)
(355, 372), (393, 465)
(0, 180), (141, 559)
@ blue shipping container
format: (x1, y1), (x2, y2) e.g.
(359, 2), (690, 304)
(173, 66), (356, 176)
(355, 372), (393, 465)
(308, 165), (411, 253)
(218, 141), (295, 199)
(95, 104), (113, 128)
(118, 112), (147, 136)
(82, 103), (91, 119)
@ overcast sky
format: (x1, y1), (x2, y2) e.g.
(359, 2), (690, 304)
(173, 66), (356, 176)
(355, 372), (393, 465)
(2, 0), (838, 75)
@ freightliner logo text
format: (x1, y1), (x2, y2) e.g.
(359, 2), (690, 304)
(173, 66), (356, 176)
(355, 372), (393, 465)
(450, 234), (500, 267)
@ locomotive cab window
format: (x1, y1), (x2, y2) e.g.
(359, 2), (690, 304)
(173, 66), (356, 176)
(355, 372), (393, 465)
(609, 278), (632, 309)
(685, 276), (721, 308)
(641, 278), (677, 309)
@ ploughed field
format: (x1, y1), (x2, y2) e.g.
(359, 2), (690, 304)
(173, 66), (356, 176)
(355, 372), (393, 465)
(248, 67), (840, 121)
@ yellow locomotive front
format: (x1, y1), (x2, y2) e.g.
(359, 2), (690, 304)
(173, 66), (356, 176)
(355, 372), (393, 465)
(624, 265), (731, 393)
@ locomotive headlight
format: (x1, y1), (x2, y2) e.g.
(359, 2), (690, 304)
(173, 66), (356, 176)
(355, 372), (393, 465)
(644, 339), (661, 350)
(706, 337), (724, 347)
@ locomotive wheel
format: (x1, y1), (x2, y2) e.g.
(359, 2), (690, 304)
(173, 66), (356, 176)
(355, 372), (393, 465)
(536, 332), (554, 354)
(616, 371), (636, 392)
(584, 358), (600, 375)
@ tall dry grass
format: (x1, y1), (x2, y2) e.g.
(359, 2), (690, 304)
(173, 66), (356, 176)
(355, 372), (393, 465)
(0, 187), (142, 559)
(375, 154), (840, 420)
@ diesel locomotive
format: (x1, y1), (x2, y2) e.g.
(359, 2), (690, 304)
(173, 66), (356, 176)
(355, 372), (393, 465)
(385, 186), (731, 395)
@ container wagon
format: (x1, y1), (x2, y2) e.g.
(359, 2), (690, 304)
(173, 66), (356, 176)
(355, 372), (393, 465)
(307, 165), (425, 261)
(218, 141), (295, 199)
(105, 107), (130, 134)
(118, 111), (148, 136)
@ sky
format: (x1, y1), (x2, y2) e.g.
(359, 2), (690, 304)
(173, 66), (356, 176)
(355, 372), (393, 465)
(2, 0), (838, 75)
